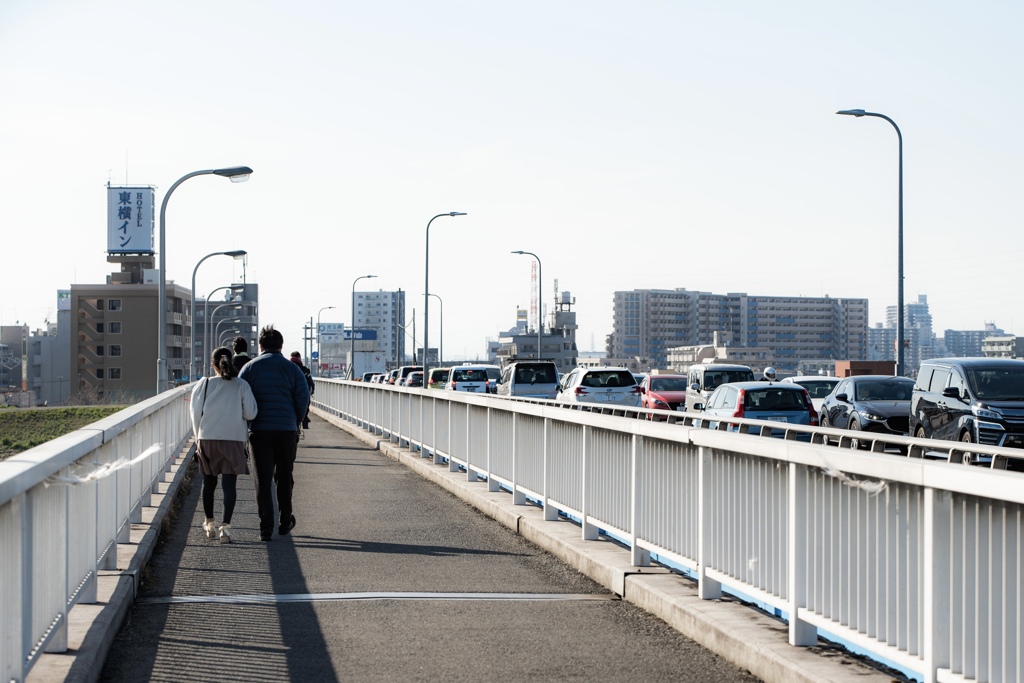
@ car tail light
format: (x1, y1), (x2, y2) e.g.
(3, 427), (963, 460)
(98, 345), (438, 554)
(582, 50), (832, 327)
(575, 386), (589, 396)
(450, 381), (458, 391)
(804, 390), (819, 426)
(732, 389), (746, 419)
(629, 386), (640, 395)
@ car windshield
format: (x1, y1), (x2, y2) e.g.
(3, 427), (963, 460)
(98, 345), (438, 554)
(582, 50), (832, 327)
(854, 379), (913, 401)
(796, 380), (838, 398)
(515, 364), (557, 383)
(650, 377), (689, 392)
(743, 388), (807, 411)
(704, 370), (754, 390)
(582, 370), (636, 388)
(965, 366), (1024, 400)
(485, 368), (500, 382)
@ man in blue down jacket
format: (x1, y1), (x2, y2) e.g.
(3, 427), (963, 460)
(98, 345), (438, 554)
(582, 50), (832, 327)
(239, 325), (310, 541)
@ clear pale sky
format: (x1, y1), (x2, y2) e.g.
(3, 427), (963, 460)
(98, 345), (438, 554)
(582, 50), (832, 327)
(2, 1), (1022, 361)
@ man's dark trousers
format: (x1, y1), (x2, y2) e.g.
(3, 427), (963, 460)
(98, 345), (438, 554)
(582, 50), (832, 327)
(250, 430), (297, 535)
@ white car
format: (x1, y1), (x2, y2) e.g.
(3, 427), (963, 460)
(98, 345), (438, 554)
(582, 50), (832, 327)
(556, 366), (641, 407)
(780, 375), (840, 412)
(445, 365), (492, 393)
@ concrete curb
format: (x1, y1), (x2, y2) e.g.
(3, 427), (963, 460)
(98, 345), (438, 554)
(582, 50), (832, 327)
(321, 410), (895, 683)
(27, 442), (195, 683)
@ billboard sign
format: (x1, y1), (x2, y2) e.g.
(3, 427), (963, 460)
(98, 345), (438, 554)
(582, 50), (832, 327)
(107, 186), (155, 254)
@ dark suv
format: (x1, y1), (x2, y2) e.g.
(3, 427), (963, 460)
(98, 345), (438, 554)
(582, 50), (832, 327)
(909, 357), (1024, 465)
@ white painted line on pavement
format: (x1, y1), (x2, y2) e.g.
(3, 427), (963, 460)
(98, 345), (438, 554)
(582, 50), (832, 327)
(138, 591), (619, 605)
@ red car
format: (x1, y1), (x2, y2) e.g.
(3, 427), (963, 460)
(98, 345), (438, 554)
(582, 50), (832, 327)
(638, 374), (690, 419)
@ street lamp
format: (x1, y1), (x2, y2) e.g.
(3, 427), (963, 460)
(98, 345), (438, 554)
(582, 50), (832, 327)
(316, 305), (335, 377)
(215, 317), (244, 354)
(426, 293), (443, 367)
(157, 166), (252, 393)
(512, 250), (543, 359)
(204, 286), (246, 376)
(350, 275), (376, 379)
(424, 212), (466, 381)
(190, 250), (246, 381)
(836, 109), (904, 375)
(218, 328), (243, 347)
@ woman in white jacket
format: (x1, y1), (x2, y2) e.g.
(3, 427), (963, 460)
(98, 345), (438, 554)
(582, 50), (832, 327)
(190, 347), (258, 543)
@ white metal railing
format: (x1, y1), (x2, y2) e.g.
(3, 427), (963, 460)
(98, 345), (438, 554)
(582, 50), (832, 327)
(315, 379), (1024, 683)
(0, 387), (191, 683)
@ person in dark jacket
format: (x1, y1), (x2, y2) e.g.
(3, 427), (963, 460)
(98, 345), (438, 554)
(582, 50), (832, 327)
(231, 336), (252, 374)
(239, 325), (310, 541)
(289, 351), (314, 429)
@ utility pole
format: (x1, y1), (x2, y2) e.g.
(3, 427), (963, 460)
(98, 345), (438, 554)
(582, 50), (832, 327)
(303, 318), (314, 365)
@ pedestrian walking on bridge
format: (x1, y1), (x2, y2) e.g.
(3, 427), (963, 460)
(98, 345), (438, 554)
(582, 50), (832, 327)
(239, 325), (310, 541)
(190, 347), (257, 544)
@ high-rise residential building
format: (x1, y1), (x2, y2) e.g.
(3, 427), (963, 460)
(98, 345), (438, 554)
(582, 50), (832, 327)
(874, 295), (943, 375)
(608, 289), (867, 373)
(945, 323), (1004, 357)
(350, 289), (406, 368)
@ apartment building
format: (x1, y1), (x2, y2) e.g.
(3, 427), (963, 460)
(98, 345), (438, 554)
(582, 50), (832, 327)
(609, 289), (868, 373)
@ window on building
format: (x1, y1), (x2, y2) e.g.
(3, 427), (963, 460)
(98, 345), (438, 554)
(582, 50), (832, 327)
(108, 368), (121, 380)
(96, 322), (104, 334)
(108, 299), (123, 311)
(109, 322), (122, 334)
(95, 368), (104, 379)
(96, 346), (104, 356)
(109, 345), (122, 357)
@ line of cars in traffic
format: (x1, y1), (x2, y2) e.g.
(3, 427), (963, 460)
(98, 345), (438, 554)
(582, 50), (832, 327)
(360, 356), (1024, 467)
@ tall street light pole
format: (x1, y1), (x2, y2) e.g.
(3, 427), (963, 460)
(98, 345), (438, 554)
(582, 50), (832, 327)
(426, 293), (443, 367)
(204, 285), (246, 377)
(350, 275), (376, 379)
(512, 250), (543, 360)
(836, 109), (904, 375)
(157, 166), (252, 394)
(424, 212), (466, 382)
(190, 249), (246, 382)
(316, 306), (335, 377)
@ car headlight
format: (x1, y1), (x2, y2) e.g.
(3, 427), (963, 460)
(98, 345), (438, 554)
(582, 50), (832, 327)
(973, 405), (1002, 421)
(861, 412), (885, 422)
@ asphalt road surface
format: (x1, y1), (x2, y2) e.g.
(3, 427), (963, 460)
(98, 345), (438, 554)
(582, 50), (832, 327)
(100, 415), (760, 682)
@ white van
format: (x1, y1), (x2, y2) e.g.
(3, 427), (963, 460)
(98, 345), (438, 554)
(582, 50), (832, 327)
(684, 363), (755, 412)
(497, 360), (560, 399)
(446, 365), (491, 393)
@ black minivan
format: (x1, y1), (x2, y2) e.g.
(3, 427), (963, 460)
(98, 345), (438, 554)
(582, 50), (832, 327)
(909, 357), (1024, 465)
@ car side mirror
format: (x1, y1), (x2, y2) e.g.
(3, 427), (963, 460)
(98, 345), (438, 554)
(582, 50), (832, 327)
(836, 392), (850, 403)
(690, 383), (700, 391)
(941, 386), (962, 400)
(693, 402), (704, 411)
(638, 386), (646, 394)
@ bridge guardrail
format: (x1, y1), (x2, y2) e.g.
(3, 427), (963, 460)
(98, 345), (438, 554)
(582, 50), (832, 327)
(315, 378), (1024, 683)
(0, 386), (192, 683)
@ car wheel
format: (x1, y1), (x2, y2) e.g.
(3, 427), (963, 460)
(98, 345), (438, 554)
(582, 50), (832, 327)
(960, 431), (975, 466)
(819, 414), (831, 445)
(848, 418), (863, 450)
(915, 427), (926, 439)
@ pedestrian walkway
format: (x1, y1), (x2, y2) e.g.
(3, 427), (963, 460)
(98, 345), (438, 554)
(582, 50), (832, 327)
(92, 415), (764, 682)
(22, 410), (898, 683)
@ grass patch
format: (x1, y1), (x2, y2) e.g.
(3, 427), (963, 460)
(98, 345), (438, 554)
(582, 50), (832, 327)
(0, 406), (126, 459)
